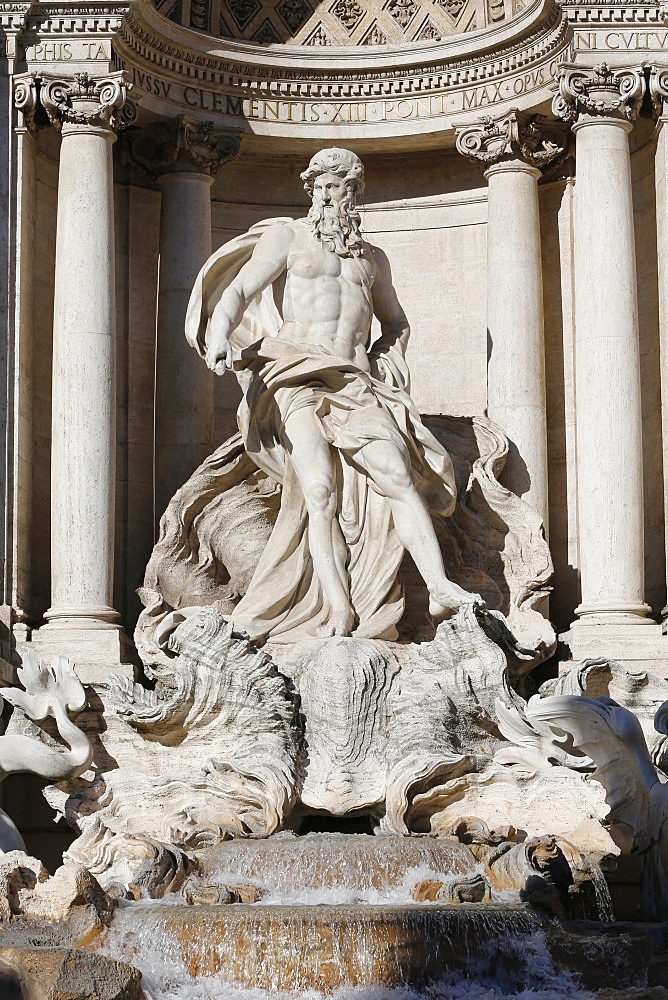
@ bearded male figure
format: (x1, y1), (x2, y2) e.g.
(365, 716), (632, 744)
(185, 148), (476, 643)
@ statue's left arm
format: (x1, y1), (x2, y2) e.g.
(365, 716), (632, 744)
(368, 245), (411, 388)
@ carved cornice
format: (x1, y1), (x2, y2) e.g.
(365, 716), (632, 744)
(455, 110), (568, 170)
(128, 116), (241, 177)
(563, 3), (662, 25)
(113, 0), (567, 100)
(14, 72), (137, 133)
(21, 2), (129, 34)
(552, 62), (646, 124)
(0, 2), (36, 31)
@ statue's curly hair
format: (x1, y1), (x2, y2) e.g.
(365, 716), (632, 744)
(300, 147), (365, 198)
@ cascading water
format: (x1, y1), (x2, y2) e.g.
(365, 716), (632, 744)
(98, 903), (595, 1000)
(92, 833), (612, 999)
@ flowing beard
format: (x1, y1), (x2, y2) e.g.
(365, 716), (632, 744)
(307, 196), (364, 257)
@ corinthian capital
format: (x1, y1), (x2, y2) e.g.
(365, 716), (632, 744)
(455, 110), (568, 171)
(39, 72), (136, 133)
(552, 62), (645, 124)
(128, 116), (241, 180)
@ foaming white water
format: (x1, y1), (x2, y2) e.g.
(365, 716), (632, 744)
(98, 903), (594, 1000)
(203, 863), (486, 906)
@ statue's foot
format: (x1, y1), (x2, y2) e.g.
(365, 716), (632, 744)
(317, 608), (355, 638)
(429, 584), (482, 622)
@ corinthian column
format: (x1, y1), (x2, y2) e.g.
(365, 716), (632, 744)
(130, 118), (240, 526)
(33, 73), (137, 679)
(456, 111), (567, 527)
(554, 63), (659, 657)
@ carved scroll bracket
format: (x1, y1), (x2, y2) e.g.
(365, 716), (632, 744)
(552, 62), (646, 126)
(650, 64), (668, 120)
(455, 109), (568, 172)
(128, 116), (242, 180)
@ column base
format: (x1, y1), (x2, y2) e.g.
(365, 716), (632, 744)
(561, 618), (668, 677)
(14, 625), (140, 685)
(43, 605), (122, 629)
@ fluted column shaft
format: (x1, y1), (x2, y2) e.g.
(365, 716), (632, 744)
(39, 74), (132, 630)
(554, 63), (651, 626)
(456, 111), (567, 527)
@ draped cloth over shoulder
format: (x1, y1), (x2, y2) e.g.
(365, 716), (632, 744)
(185, 219), (457, 644)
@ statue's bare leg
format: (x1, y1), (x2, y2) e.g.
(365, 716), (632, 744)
(357, 440), (477, 619)
(283, 407), (355, 637)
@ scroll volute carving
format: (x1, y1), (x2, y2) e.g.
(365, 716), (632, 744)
(455, 109), (568, 170)
(129, 115), (241, 179)
(552, 62), (646, 124)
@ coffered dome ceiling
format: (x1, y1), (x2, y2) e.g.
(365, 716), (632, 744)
(153, 0), (520, 45)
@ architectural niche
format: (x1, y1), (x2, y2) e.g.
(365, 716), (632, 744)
(164, 0), (510, 43)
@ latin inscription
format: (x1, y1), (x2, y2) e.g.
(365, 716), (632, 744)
(23, 40), (111, 61)
(574, 30), (668, 51)
(129, 62), (561, 122)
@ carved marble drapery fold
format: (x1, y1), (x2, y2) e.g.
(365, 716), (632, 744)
(13, 72), (137, 676)
(130, 118), (241, 523)
(553, 63), (653, 634)
(455, 111), (567, 527)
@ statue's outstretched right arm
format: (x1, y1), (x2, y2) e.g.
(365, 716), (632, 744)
(205, 225), (293, 373)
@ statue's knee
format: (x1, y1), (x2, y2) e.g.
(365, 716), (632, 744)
(305, 480), (333, 512)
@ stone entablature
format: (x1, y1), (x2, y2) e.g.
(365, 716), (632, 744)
(5, 0), (668, 139)
(108, 0), (570, 137)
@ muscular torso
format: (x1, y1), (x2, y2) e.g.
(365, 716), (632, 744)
(278, 221), (376, 370)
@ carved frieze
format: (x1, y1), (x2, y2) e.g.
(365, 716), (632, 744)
(129, 115), (241, 178)
(455, 109), (568, 170)
(552, 62), (646, 124)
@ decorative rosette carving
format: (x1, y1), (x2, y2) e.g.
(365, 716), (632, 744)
(38, 72), (134, 132)
(552, 62), (645, 125)
(129, 115), (241, 179)
(455, 109), (568, 171)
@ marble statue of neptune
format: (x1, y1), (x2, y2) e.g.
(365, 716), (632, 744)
(185, 148), (476, 643)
